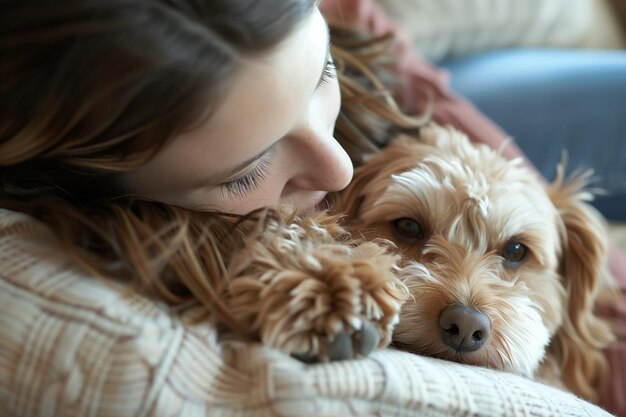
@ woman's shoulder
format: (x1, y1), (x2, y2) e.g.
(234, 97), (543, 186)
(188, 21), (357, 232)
(0, 207), (214, 415)
(0, 207), (49, 238)
(0, 207), (174, 329)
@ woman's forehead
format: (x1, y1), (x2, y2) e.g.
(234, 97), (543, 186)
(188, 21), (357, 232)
(172, 10), (329, 169)
(124, 8), (330, 190)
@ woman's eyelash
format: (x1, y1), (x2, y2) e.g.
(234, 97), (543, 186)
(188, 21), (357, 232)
(320, 59), (336, 85)
(220, 156), (271, 199)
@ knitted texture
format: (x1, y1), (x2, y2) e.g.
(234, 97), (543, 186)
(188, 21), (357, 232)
(0, 208), (616, 417)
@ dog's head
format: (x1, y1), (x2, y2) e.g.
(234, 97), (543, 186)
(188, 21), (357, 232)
(341, 124), (613, 400)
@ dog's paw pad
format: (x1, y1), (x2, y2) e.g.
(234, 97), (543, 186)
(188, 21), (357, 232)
(354, 320), (380, 357)
(327, 330), (353, 361)
(327, 320), (381, 361)
(293, 319), (381, 363)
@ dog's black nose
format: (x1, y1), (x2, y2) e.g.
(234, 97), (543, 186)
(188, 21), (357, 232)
(439, 305), (491, 352)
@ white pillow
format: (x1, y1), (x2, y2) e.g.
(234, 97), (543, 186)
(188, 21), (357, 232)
(377, 0), (593, 61)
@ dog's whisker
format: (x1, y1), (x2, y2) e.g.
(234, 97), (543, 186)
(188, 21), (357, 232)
(494, 333), (515, 370)
(487, 334), (505, 370)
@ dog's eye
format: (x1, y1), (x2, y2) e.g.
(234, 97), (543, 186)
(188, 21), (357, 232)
(502, 241), (528, 264)
(393, 218), (424, 239)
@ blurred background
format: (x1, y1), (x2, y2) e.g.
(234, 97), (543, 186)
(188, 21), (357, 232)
(379, 0), (626, 223)
(378, 0), (625, 61)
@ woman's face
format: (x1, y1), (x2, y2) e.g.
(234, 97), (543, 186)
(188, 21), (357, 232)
(124, 8), (351, 215)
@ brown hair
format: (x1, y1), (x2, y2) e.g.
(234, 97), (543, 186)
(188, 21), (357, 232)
(0, 0), (426, 327)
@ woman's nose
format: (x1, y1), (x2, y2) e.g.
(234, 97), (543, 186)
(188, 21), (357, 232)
(284, 127), (354, 193)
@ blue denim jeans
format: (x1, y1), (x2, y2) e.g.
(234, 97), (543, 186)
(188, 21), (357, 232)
(440, 49), (626, 221)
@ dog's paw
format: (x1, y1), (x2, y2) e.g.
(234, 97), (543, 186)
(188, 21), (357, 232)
(292, 320), (381, 362)
(225, 212), (407, 362)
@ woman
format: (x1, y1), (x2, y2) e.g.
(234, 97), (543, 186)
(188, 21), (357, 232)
(0, 0), (422, 331)
(0, 0), (621, 415)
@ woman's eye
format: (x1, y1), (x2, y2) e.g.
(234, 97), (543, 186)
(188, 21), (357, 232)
(220, 157), (270, 199)
(319, 58), (336, 85)
(502, 240), (528, 265)
(392, 218), (424, 240)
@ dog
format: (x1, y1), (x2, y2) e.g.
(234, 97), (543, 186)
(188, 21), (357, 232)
(219, 123), (614, 403)
(339, 124), (616, 402)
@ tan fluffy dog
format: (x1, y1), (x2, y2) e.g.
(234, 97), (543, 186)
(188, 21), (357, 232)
(221, 124), (614, 403)
(340, 124), (615, 402)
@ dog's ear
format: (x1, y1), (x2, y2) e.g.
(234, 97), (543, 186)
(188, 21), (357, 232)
(339, 135), (422, 219)
(340, 153), (387, 219)
(547, 168), (614, 401)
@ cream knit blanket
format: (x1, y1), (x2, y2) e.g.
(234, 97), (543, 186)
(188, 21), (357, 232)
(0, 209), (614, 417)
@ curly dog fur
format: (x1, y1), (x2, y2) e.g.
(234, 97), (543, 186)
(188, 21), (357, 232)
(341, 124), (615, 402)
(219, 124), (615, 403)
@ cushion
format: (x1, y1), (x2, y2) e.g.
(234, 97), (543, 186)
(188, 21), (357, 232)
(376, 0), (593, 61)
